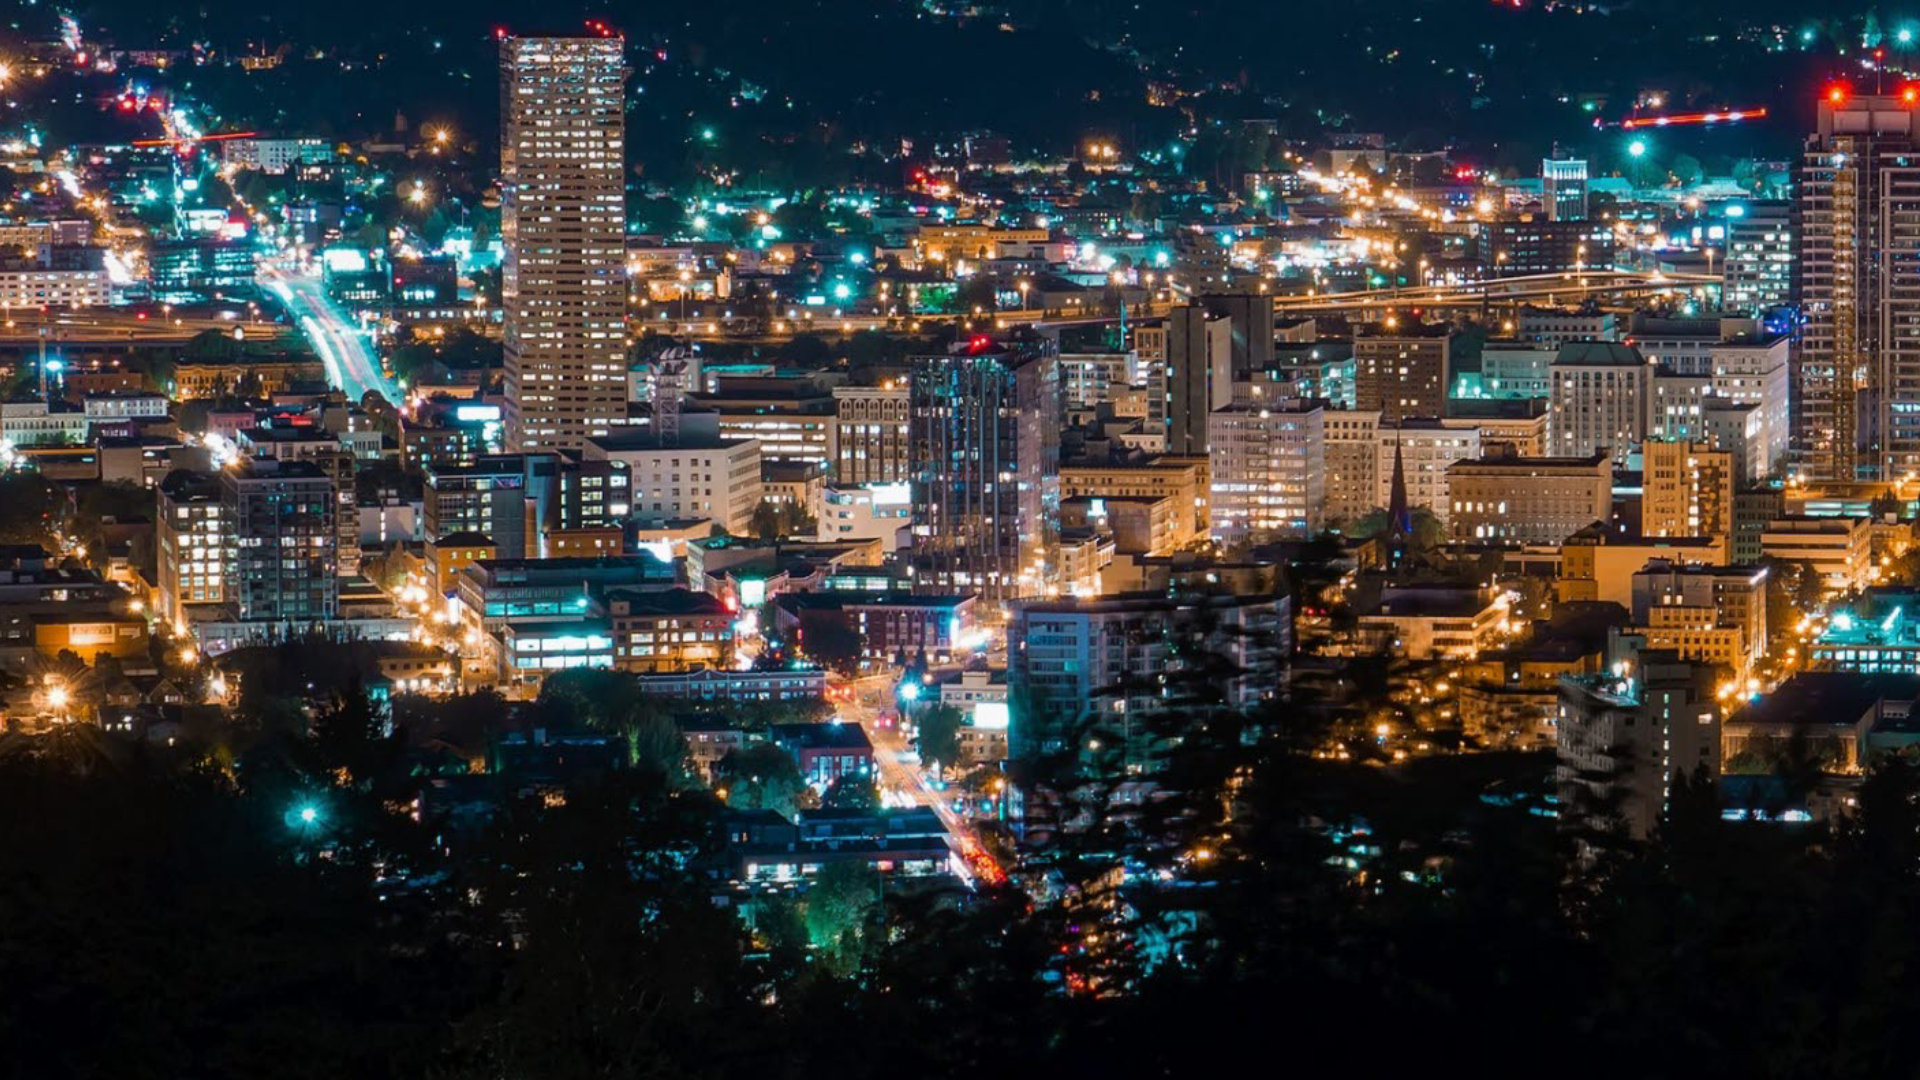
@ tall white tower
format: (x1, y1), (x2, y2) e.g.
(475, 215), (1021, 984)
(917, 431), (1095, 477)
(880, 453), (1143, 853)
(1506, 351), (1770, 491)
(499, 33), (629, 452)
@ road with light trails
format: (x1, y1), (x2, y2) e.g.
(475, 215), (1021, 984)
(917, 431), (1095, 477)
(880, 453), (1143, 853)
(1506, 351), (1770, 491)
(839, 677), (1008, 888)
(261, 264), (399, 404)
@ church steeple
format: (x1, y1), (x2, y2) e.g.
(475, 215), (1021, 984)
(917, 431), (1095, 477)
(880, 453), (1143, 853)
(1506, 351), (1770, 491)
(1387, 432), (1412, 540)
(1386, 431), (1413, 571)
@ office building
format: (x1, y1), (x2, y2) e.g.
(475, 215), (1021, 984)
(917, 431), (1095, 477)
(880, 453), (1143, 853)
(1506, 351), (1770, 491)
(1476, 344), (1557, 400)
(424, 454), (561, 560)
(1196, 292), (1275, 379)
(1162, 306), (1233, 455)
(1479, 217), (1613, 277)
(1549, 341), (1650, 463)
(1208, 401), (1325, 543)
(1722, 200), (1793, 316)
(1377, 420), (1480, 524)
(818, 483), (913, 551)
(1710, 334), (1792, 478)
(1447, 449), (1610, 544)
(1059, 350), (1147, 413)
(1629, 561), (1769, 681)
(908, 339), (1060, 604)
(1541, 157), (1589, 221)
(1733, 488), (1785, 565)
(584, 433), (763, 534)
(1355, 585), (1508, 660)
(1760, 515), (1873, 594)
(830, 383), (911, 484)
(1642, 440), (1735, 541)
(606, 587), (734, 674)
(1517, 306), (1618, 349)
(1355, 327), (1451, 423)
(1323, 410), (1382, 524)
(692, 375), (835, 466)
(500, 34), (629, 452)
(1127, 323), (1172, 441)
(1057, 458), (1211, 544)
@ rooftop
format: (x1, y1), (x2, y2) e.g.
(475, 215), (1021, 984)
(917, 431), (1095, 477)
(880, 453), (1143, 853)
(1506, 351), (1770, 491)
(1735, 671), (1920, 730)
(587, 432), (753, 453)
(1553, 341), (1646, 368)
(770, 721), (873, 751)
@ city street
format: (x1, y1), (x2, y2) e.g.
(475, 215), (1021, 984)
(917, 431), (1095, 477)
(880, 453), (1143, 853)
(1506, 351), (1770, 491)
(261, 262), (399, 405)
(837, 675), (1007, 886)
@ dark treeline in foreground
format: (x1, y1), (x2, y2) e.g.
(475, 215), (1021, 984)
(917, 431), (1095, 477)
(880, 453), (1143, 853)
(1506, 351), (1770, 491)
(6, 657), (1920, 1080)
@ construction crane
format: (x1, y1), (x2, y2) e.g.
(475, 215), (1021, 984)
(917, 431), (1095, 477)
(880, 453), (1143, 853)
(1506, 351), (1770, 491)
(1593, 107), (1769, 131)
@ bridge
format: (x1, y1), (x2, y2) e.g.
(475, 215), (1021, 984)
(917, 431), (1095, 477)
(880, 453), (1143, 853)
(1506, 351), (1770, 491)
(0, 311), (278, 348)
(1268, 269), (1721, 315)
(0, 267), (1717, 356)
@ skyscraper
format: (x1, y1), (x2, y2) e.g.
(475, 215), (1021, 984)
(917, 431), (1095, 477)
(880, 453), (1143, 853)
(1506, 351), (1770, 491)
(908, 337), (1060, 605)
(499, 33), (629, 453)
(1797, 90), (1920, 480)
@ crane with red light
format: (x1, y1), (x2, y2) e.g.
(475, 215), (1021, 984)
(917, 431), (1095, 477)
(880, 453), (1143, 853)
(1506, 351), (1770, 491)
(1817, 82), (1920, 107)
(129, 131), (259, 148)
(1594, 106), (1769, 130)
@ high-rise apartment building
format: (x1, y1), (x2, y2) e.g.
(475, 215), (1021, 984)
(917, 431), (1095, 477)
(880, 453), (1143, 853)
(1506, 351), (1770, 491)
(1008, 592), (1289, 768)
(222, 460), (338, 624)
(1558, 643), (1723, 840)
(156, 470), (228, 629)
(500, 34), (629, 452)
(1797, 91), (1920, 480)
(908, 338), (1060, 605)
